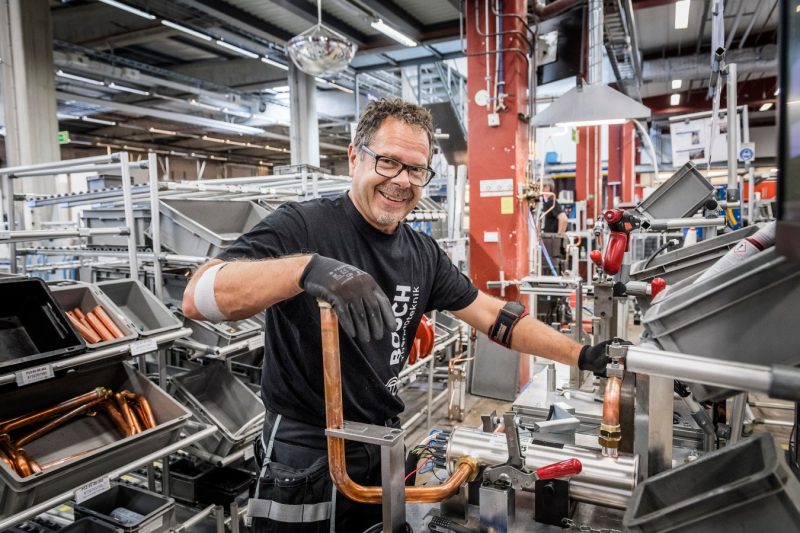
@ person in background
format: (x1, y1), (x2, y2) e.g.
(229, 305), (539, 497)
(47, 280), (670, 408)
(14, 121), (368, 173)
(541, 177), (569, 234)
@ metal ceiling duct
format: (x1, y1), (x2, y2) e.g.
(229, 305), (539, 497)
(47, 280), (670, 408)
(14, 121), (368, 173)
(287, 0), (357, 77)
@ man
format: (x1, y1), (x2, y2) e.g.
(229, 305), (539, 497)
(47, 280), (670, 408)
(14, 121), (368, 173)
(183, 99), (613, 532)
(541, 177), (569, 234)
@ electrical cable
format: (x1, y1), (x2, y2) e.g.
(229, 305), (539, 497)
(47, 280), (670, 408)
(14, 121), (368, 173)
(641, 238), (679, 269)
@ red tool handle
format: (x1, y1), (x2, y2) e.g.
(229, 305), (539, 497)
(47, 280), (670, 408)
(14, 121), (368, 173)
(650, 277), (667, 299)
(603, 231), (628, 275)
(589, 250), (603, 268)
(535, 458), (583, 480)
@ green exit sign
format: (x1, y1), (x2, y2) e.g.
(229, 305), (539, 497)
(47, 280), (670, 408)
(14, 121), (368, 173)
(57, 131), (70, 144)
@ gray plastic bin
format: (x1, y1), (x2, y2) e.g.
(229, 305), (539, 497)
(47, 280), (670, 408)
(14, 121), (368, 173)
(49, 281), (138, 349)
(74, 483), (176, 533)
(643, 248), (800, 401)
(0, 363), (191, 517)
(623, 433), (800, 532)
(184, 316), (261, 347)
(630, 225), (759, 284)
(156, 199), (268, 257)
(635, 162), (714, 220)
(81, 207), (150, 248)
(96, 279), (182, 337)
(170, 364), (264, 456)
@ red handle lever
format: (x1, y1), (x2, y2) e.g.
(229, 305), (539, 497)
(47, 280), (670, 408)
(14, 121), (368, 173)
(589, 250), (603, 267)
(650, 277), (667, 299)
(535, 458), (582, 481)
(603, 232), (628, 275)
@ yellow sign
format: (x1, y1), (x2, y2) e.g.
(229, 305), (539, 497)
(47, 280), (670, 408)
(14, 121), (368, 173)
(500, 196), (514, 214)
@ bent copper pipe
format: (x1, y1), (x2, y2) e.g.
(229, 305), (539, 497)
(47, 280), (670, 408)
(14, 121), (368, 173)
(16, 397), (107, 447)
(600, 376), (622, 458)
(102, 401), (132, 437)
(320, 302), (476, 504)
(0, 387), (112, 434)
(115, 393), (140, 435)
(121, 391), (156, 429)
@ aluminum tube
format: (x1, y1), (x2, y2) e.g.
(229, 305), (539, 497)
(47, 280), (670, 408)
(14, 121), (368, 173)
(446, 427), (637, 509)
(0, 227), (128, 243)
(11, 161), (148, 178)
(726, 63), (739, 200)
(0, 424), (216, 531)
(148, 153), (164, 299)
(644, 217), (725, 230)
(0, 153), (117, 176)
(174, 504), (216, 532)
(120, 152), (140, 277)
(625, 345), (772, 393)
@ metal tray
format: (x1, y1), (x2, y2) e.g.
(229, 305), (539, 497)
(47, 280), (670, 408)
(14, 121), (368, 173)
(635, 162), (714, 220)
(0, 363), (191, 517)
(48, 281), (138, 349)
(96, 280), (182, 337)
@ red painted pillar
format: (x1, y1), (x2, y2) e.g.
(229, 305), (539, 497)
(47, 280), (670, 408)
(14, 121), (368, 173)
(621, 122), (636, 203)
(466, 0), (529, 299)
(606, 122), (636, 208)
(576, 126), (600, 225)
(608, 124), (621, 209)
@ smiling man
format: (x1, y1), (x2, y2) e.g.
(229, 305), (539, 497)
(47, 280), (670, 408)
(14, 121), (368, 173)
(183, 99), (615, 533)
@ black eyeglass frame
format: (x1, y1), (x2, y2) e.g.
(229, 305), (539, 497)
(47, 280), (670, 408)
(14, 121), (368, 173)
(359, 144), (436, 187)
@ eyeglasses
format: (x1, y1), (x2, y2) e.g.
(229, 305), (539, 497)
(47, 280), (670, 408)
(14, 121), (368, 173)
(359, 145), (436, 187)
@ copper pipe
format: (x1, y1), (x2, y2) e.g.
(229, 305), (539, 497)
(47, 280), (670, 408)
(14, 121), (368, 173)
(0, 388), (111, 434)
(600, 376), (622, 458)
(16, 397), (107, 447)
(115, 393), (140, 435)
(102, 401), (131, 437)
(66, 311), (101, 344)
(86, 311), (114, 341)
(18, 450), (41, 475)
(14, 449), (32, 477)
(71, 307), (86, 321)
(0, 435), (18, 464)
(0, 449), (14, 472)
(93, 306), (124, 339)
(319, 303), (477, 504)
(121, 391), (156, 429)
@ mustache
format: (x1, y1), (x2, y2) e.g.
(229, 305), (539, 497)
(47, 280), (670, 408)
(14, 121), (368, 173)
(376, 184), (413, 200)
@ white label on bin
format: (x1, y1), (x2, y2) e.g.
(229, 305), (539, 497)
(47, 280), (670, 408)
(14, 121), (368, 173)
(74, 476), (111, 504)
(140, 516), (163, 533)
(248, 336), (264, 351)
(15, 364), (54, 386)
(244, 445), (255, 461)
(130, 338), (158, 356)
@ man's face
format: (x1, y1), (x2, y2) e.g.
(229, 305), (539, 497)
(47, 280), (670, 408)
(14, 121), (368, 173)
(348, 118), (429, 233)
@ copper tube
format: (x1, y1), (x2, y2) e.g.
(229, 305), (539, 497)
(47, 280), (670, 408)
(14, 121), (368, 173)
(0, 388), (111, 434)
(14, 449), (32, 477)
(86, 311), (114, 341)
(121, 391), (156, 429)
(0, 449), (14, 472)
(600, 376), (622, 458)
(66, 312), (101, 344)
(102, 401), (131, 437)
(16, 397), (107, 447)
(115, 393), (140, 435)
(0, 435), (18, 466)
(320, 303), (476, 504)
(93, 306), (124, 339)
(71, 307), (86, 321)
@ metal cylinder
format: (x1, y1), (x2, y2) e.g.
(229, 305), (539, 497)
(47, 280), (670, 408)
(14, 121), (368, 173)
(446, 427), (637, 509)
(546, 363), (556, 392)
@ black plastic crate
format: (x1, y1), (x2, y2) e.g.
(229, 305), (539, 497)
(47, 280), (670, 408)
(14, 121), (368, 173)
(73, 483), (176, 533)
(166, 457), (212, 503)
(59, 517), (121, 532)
(0, 278), (84, 372)
(196, 466), (254, 507)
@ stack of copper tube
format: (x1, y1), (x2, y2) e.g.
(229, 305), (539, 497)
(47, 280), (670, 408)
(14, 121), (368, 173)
(0, 387), (157, 478)
(65, 306), (124, 344)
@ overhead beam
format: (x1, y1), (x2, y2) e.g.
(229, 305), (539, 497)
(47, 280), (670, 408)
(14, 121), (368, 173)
(79, 24), (178, 50)
(177, 0), (294, 43)
(353, 50), (463, 72)
(267, 0), (368, 44)
(351, 0), (423, 38)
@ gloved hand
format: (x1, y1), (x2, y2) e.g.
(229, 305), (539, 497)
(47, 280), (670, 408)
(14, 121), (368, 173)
(300, 254), (394, 343)
(578, 338), (632, 375)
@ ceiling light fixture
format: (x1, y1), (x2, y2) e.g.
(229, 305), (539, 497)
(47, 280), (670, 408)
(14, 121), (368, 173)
(57, 113), (80, 120)
(108, 82), (150, 96)
(532, 81), (651, 127)
(287, 0), (357, 76)
(759, 102), (773, 111)
(161, 20), (212, 41)
(96, 0), (155, 20)
(670, 93), (681, 106)
(202, 135), (226, 143)
(261, 56), (290, 71)
(259, 160), (274, 166)
(189, 99), (222, 112)
(225, 139), (247, 146)
(82, 116), (117, 126)
(371, 19), (417, 47)
(149, 127), (177, 135)
(315, 77), (354, 94)
(210, 155), (228, 161)
(215, 39), (259, 59)
(56, 70), (105, 86)
(674, 0), (691, 29)
(672, 79), (683, 90)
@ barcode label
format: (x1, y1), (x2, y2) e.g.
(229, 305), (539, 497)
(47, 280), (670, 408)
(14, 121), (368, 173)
(15, 365), (54, 386)
(248, 336), (264, 351)
(130, 338), (158, 356)
(75, 476), (111, 503)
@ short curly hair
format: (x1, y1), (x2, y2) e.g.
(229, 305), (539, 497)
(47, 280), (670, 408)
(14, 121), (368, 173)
(352, 99), (435, 163)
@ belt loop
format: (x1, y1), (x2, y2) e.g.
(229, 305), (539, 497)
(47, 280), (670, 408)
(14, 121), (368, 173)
(265, 413), (281, 460)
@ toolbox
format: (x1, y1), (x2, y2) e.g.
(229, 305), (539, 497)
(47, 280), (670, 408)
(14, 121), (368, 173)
(0, 278), (85, 373)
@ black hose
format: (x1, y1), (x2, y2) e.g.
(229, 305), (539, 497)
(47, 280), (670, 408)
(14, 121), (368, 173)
(642, 238), (679, 270)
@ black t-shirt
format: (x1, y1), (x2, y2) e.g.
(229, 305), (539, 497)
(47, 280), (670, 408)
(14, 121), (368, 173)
(216, 193), (478, 427)
(542, 199), (564, 233)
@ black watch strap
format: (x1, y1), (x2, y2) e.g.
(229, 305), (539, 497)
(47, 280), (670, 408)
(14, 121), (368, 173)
(488, 301), (529, 348)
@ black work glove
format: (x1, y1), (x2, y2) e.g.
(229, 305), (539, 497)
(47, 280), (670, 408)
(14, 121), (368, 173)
(578, 338), (632, 375)
(300, 254), (395, 343)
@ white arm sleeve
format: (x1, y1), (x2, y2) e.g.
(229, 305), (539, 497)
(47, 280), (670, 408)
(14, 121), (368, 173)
(193, 263), (228, 322)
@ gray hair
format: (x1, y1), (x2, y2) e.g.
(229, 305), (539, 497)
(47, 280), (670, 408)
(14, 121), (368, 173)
(352, 99), (435, 163)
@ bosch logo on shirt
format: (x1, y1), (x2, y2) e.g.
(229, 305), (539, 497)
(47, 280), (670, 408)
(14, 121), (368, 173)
(389, 284), (419, 368)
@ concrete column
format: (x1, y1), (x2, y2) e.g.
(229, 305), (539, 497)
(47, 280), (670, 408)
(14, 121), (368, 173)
(288, 63), (320, 167)
(0, 0), (60, 227)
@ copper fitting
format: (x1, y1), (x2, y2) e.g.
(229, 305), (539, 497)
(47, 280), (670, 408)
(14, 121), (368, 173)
(320, 303), (476, 504)
(600, 375), (622, 458)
